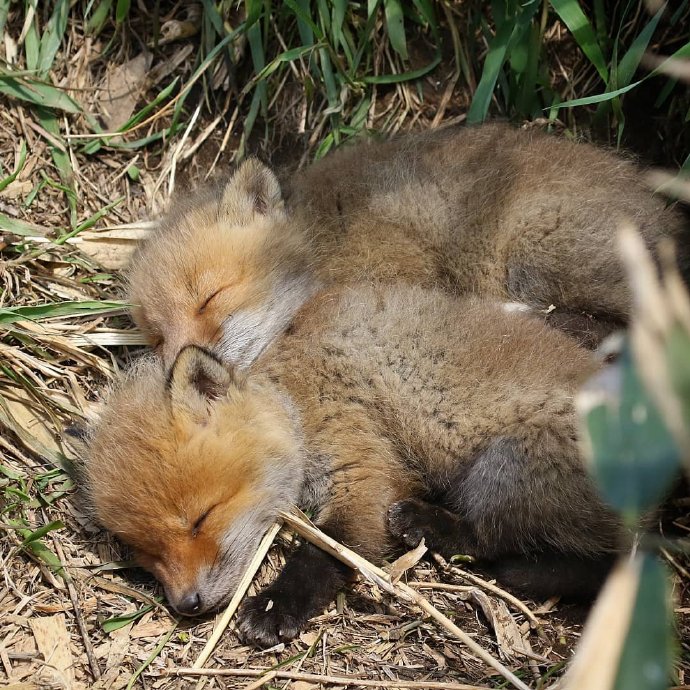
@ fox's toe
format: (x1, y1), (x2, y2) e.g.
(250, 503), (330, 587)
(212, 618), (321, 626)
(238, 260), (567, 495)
(238, 593), (304, 648)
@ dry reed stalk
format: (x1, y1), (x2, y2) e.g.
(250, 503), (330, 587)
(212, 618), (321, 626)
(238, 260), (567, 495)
(278, 509), (531, 690)
(193, 520), (283, 668)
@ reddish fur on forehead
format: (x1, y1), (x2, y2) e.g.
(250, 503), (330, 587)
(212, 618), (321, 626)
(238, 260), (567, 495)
(125, 176), (309, 359)
(82, 356), (296, 564)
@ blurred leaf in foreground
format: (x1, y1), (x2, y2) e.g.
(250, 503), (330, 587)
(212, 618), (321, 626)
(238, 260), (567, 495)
(564, 552), (674, 690)
(578, 345), (681, 524)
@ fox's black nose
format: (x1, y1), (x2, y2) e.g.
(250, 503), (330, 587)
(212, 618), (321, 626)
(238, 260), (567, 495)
(175, 591), (202, 616)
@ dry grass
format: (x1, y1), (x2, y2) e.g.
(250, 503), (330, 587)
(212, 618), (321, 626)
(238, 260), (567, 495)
(1, 3), (689, 690)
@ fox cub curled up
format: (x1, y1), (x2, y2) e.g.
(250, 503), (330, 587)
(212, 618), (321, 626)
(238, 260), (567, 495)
(127, 122), (686, 368)
(76, 285), (626, 648)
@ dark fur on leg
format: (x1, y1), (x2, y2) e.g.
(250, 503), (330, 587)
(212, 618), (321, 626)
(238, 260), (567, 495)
(542, 310), (624, 350)
(387, 498), (615, 600)
(388, 434), (622, 601)
(387, 498), (480, 556)
(237, 541), (350, 647)
(485, 552), (616, 600)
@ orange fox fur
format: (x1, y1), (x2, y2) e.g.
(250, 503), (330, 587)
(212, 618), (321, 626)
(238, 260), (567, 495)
(77, 285), (625, 646)
(127, 122), (686, 367)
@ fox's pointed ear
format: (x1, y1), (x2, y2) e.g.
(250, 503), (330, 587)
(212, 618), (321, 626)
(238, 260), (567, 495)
(167, 346), (236, 422)
(63, 422), (94, 457)
(220, 158), (284, 222)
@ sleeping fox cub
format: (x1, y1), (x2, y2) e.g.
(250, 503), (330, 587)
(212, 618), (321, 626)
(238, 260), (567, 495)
(76, 285), (625, 648)
(128, 122), (685, 367)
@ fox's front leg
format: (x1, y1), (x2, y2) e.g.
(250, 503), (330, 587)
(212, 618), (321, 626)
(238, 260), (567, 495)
(238, 430), (414, 647)
(236, 526), (350, 648)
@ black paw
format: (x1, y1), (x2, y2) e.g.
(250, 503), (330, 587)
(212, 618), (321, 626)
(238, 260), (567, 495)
(387, 499), (430, 550)
(237, 541), (350, 648)
(237, 590), (307, 648)
(388, 498), (475, 558)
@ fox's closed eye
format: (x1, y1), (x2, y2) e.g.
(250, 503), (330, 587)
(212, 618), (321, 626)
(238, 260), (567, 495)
(198, 287), (228, 314)
(191, 506), (215, 536)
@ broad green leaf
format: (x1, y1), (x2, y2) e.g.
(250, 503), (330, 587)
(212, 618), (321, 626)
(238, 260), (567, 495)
(0, 212), (47, 236)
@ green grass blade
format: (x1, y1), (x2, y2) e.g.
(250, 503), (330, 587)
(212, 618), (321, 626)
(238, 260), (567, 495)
(467, 16), (518, 123)
(0, 74), (82, 113)
(102, 604), (155, 633)
(19, 520), (65, 548)
(37, 108), (77, 228)
(613, 554), (673, 690)
(0, 212), (47, 236)
(115, 0), (131, 23)
(86, 0), (113, 36)
(0, 0), (11, 37)
(125, 624), (178, 690)
(243, 44), (319, 93)
(0, 300), (126, 326)
(549, 0), (609, 82)
(24, 538), (64, 577)
(362, 51), (441, 84)
(616, 5), (664, 88)
(0, 140), (27, 193)
(24, 1), (39, 72)
(293, 0), (314, 45)
(245, 6), (267, 115)
(37, 0), (69, 77)
(284, 0), (323, 41)
(384, 0), (408, 60)
(555, 40), (690, 110)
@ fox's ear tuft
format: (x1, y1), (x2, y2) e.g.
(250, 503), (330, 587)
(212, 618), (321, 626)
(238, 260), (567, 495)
(221, 159), (283, 221)
(63, 422), (94, 458)
(168, 346), (235, 421)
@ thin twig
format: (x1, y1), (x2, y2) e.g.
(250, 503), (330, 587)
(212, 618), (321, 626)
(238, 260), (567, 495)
(430, 553), (542, 631)
(278, 510), (532, 690)
(408, 581), (473, 593)
(159, 666), (492, 689)
(51, 535), (102, 680)
(193, 520), (283, 668)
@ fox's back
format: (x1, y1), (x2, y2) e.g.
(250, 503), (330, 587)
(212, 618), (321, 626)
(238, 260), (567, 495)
(260, 286), (598, 471)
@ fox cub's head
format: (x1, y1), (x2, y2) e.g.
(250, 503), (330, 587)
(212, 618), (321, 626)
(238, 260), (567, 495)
(74, 347), (303, 616)
(127, 159), (316, 370)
